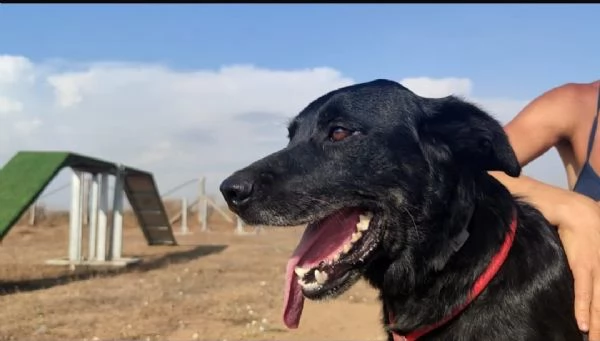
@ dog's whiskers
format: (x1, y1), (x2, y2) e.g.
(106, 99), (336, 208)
(402, 206), (420, 240)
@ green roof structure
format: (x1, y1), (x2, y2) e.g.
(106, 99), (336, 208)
(0, 151), (176, 247)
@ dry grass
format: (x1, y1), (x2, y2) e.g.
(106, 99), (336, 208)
(0, 205), (386, 341)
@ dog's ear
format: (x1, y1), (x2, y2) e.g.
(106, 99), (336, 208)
(419, 96), (521, 177)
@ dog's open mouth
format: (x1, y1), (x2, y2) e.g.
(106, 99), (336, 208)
(283, 208), (378, 329)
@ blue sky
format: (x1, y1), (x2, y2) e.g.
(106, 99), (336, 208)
(1, 4), (597, 99)
(0, 4), (598, 207)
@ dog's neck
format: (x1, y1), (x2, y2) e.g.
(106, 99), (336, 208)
(388, 207), (517, 341)
(371, 172), (518, 338)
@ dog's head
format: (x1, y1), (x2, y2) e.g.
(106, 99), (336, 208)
(220, 79), (520, 328)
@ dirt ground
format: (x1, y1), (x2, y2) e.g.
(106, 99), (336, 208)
(0, 208), (386, 341)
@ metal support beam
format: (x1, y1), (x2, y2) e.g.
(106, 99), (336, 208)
(110, 168), (125, 261)
(199, 176), (208, 232)
(46, 167), (143, 267)
(28, 201), (36, 226)
(82, 174), (90, 226)
(68, 171), (83, 262)
(180, 197), (189, 234)
(96, 173), (109, 262)
(236, 216), (244, 235)
(88, 173), (100, 261)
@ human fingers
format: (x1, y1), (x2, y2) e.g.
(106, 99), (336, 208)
(574, 266), (593, 333)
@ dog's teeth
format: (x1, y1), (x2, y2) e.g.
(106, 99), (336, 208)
(298, 279), (320, 291)
(356, 214), (371, 231)
(342, 243), (352, 254)
(356, 221), (369, 231)
(351, 231), (362, 243)
(332, 253), (340, 262)
(307, 282), (320, 290)
(294, 266), (310, 278)
(314, 270), (328, 284)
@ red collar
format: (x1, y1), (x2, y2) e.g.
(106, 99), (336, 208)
(389, 209), (518, 341)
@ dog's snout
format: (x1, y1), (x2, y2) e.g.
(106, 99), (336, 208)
(220, 175), (255, 211)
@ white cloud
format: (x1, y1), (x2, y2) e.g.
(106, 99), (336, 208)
(0, 96), (23, 115)
(400, 77), (473, 98)
(13, 118), (43, 136)
(0, 55), (566, 209)
(0, 55), (34, 85)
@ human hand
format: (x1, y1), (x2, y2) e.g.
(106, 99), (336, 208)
(556, 194), (600, 340)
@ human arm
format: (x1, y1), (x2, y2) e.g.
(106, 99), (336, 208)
(490, 170), (600, 339)
(489, 82), (600, 339)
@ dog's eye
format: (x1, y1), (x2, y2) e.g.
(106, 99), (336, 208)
(329, 126), (353, 142)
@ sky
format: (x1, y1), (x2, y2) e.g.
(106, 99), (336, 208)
(0, 4), (598, 209)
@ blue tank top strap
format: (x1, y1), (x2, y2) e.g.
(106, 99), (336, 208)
(584, 87), (600, 162)
(573, 84), (600, 201)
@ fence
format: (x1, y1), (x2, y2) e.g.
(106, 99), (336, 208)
(25, 175), (261, 235)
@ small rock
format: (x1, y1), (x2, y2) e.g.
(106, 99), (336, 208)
(34, 325), (47, 334)
(259, 281), (267, 286)
(259, 325), (265, 332)
(261, 318), (268, 324)
(251, 320), (257, 325)
(245, 305), (251, 310)
(176, 276), (181, 283)
(248, 310), (254, 315)
(192, 332), (199, 340)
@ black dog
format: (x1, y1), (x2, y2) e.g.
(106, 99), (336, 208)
(220, 79), (584, 340)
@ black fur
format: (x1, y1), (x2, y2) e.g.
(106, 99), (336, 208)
(220, 79), (584, 340)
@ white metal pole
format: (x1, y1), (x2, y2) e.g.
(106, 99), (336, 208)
(236, 216), (244, 235)
(88, 174), (100, 261)
(69, 171), (83, 262)
(78, 173), (86, 259)
(97, 173), (109, 262)
(181, 197), (188, 234)
(82, 174), (90, 226)
(197, 176), (203, 225)
(110, 170), (125, 261)
(199, 176), (208, 232)
(28, 201), (36, 226)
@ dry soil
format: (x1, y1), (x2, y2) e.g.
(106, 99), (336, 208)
(0, 209), (386, 341)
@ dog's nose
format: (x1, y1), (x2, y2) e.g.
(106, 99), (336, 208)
(219, 175), (255, 210)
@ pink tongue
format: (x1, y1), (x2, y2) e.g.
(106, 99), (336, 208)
(283, 209), (361, 329)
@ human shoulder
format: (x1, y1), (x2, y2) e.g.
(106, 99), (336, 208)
(512, 81), (598, 138)
(544, 81), (597, 107)
(501, 81), (598, 166)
